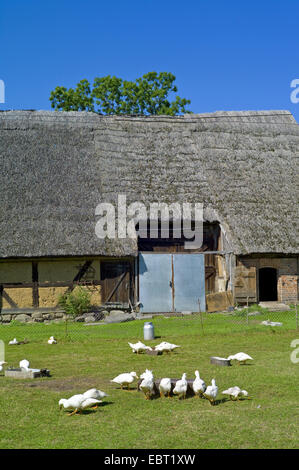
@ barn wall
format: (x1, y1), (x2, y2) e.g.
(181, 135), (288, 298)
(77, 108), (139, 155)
(237, 257), (298, 303)
(0, 261), (33, 308)
(0, 258), (102, 309)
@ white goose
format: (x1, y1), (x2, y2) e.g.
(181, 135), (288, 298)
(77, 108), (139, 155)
(83, 388), (108, 400)
(227, 352), (253, 365)
(159, 378), (172, 398)
(9, 338), (18, 345)
(203, 378), (218, 405)
(192, 370), (206, 398)
(128, 341), (152, 354)
(140, 369), (155, 400)
(48, 336), (57, 344)
(19, 359), (30, 371)
(154, 342), (180, 353)
(0, 361), (7, 373)
(59, 394), (102, 415)
(173, 373), (188, 399)
(111, 371), (138, 390)
(222, 387), (249, 401)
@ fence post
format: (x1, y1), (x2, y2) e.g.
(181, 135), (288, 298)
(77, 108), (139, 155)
(246, 296), (249, 325)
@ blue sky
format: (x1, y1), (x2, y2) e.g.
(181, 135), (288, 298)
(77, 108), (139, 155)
(1, 0), (299, 120)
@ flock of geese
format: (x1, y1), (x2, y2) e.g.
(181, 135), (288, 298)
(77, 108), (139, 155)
(9, 337), (57, 345)
(2, 335), (253, 413)
(111, 369), (249, 405)
(128, 341), (180, 354)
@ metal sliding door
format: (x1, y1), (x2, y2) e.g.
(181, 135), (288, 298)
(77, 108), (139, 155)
(139, 253), (205, 313)
(139, 254), (172, 312)
(173, 254), (205, 312)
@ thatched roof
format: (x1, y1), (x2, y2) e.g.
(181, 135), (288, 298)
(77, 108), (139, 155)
(0, 110), (298, 258)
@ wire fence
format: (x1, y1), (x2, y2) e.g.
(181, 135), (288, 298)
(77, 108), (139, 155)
(0, 303), (298, 347)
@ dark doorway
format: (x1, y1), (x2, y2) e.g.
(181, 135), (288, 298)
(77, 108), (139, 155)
(259, 267), (278, 301)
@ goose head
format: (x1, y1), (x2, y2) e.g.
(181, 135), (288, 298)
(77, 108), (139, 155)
(130, 371), (138, 378)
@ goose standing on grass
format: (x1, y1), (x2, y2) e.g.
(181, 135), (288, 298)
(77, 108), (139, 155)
(48, 336), (57, 344)
(128, 341), (152, 354)
(19, 359), (30, 371)
(83, 388), (108, 400)
(0, 361), (7, 373)
(59, 394), (102, 415)
(159, 378), (172, 398)
(9, 338), (18, 345)
(192, 370), (206, 398)
(140, 369), (155, 400)
(227, 352), (253, 365)
(203, 379), (218, 405)
(154, 342), (180, 353)
(222, 387), (249, 401)
(111, 371), (138, 390)
(173, 373), (188, 399)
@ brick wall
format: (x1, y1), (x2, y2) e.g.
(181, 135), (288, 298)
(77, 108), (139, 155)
(277, 275), (298, 303)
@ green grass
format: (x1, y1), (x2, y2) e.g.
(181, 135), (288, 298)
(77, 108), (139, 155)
(0, 313), (298, 449)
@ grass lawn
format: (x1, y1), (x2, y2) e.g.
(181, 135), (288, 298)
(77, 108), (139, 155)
(0, 313), (298, 449)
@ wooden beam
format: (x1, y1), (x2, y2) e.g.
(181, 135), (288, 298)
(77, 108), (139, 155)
(1, 289), (18, 308)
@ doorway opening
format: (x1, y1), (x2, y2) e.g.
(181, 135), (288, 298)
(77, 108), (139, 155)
(259, 267), (278, 301)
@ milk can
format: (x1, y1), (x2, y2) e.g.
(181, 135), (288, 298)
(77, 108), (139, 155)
(143, 321), (155, 340)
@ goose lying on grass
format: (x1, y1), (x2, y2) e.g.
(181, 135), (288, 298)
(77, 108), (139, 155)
(59, 394), (102, 416)
(111, 371), (138, 389)
(227, 352), (253, 365)
(48, 336), (57, 344)
(9, 338), (18, 345)
(173, 373), (188, 399)
(203, 379), (218, 405)
(140, 369), (155, 400)
(192, 370), (206, 398)
(222, 386), (250, 401)
(159, 378), (172, 398)
(128, 341), (152, 354)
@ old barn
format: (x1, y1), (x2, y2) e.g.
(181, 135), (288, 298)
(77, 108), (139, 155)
(0, 110), (298, 317)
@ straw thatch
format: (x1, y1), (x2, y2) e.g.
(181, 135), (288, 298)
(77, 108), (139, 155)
(0, 109), (298, 258)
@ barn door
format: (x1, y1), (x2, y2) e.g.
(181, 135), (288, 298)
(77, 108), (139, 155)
(139, 254), (172, 312)
(139, 253), (205, 313)
(234, 266), (257, 303)
(101, 261), (132, 304)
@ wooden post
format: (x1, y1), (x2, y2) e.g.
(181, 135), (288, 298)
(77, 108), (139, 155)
(198, 298), (204, 335)
(246, 296), (249, 325)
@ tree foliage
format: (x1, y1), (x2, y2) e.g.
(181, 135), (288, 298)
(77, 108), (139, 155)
(49, 72), (191, 115)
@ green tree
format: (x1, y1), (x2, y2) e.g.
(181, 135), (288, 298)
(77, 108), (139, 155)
(49, 72), (191, 115)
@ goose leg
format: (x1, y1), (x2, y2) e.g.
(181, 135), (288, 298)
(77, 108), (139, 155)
(68, 408), (78, 416)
